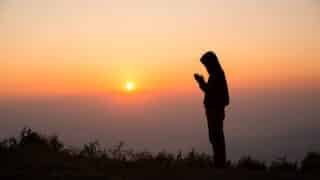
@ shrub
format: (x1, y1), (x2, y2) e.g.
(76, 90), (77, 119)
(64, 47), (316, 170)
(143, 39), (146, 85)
(301, 152), (320, 173)
(80, 141), (101, 158)
(184, 148), (212, 168)
(237, 156), (266, 171)
(269, 157), (297, 172)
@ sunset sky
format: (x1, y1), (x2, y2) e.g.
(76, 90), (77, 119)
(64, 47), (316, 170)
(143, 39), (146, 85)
(1, 0), (319, 161)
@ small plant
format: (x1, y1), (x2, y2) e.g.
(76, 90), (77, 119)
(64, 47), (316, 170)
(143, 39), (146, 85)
(155, 150), (174, 162)
(301, 152), (320, 173)
(108, 141), (127, 161)
(155, 150), (174, 168)
(269, 157), (297, 172)
(19, 127), (48, 148)
(237, 156), (267, 171)
(80, 140), (101, 158)
(185, 148), (211, 168)
(48, 135), (64, 152)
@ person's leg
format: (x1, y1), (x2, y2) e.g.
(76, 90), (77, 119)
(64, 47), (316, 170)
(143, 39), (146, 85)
(205, 108), (216, 164)
(213, 124), (226, 167)
(211, 110), (226, 167)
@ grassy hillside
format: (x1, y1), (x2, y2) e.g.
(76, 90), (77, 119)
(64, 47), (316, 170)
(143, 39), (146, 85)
(1, 128), (319, 179)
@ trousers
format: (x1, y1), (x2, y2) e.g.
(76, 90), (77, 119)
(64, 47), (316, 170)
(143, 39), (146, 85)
(205, 107), (226, 167)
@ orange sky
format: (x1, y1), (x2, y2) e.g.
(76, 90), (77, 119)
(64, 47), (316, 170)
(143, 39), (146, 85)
(1, 0), (319, 97)
(1, 1), (320, 162)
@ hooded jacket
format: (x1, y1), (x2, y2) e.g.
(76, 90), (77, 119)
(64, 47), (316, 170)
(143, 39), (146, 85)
(199, 52), (229, 108)
(204, 70), (229, 108)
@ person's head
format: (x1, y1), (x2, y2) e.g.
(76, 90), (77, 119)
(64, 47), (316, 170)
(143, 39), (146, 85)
(200, 51), (223, 74)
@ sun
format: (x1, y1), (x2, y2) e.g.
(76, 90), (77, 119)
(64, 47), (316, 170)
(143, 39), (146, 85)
(124, 81), (136, 92)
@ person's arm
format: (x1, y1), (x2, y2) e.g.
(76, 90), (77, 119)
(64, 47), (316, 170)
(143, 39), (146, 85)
(194, 74), (208, 92)
(222, 73), (230, 106)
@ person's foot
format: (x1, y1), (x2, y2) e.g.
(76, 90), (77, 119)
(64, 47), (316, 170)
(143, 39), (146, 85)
(214, 163), (226, 168)
(213, 159), (229, 168)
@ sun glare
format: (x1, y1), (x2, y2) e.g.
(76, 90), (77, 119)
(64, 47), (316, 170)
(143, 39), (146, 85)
(125, 81), (135, 92)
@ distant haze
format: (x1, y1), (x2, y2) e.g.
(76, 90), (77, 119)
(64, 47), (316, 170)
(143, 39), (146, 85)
(1, 0), (319, 161)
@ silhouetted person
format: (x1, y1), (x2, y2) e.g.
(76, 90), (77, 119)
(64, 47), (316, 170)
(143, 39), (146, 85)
(194, 51), (229, 168)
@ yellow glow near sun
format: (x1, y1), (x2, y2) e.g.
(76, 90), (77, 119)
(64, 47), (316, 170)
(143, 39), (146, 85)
(124, 81), (135, 92)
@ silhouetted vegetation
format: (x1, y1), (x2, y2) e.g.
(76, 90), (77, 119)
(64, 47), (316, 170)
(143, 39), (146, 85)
(269, 157), (298, 173)
(0, 128), (319, 178)
(301, 152), (320, 173)
(237, 156), (267, 171)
